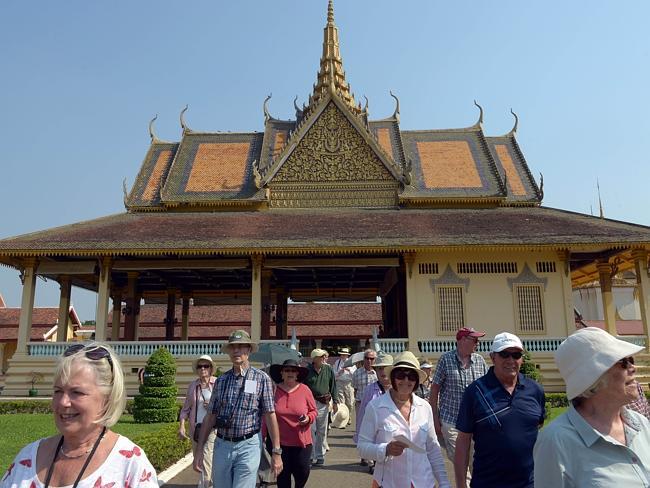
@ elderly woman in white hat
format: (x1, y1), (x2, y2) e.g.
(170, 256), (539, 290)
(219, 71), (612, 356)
(358, 351), (450, 488)
(179, 354), (218, 487)
(534, 327), (650, 486)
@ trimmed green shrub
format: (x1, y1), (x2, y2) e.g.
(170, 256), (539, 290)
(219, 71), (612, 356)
(132, 424), (191, 472)
(520, 351), (542, 383)
(545, 393), (569, 408)
(133, 347), (179, 423)
(0, 400), (51, 414)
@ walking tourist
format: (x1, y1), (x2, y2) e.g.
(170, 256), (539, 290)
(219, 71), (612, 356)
(353, 352), (393, 470)
(357, 351), (450, 487)
(454, 332), (545, 488)
(269, 359), (317, 488)
(414, 360), (433, 399)
(194, 330), (282, 488)
(304, 348), (338, 466)
(627, 380), (650, 420)
(333, 346), (355, 425)
(2, 342), (158, 487)
(429, 326), (488, 479)
(352, 349), (378, 444)
(179, 354), (218, 488)
(534, 327), (650, 486)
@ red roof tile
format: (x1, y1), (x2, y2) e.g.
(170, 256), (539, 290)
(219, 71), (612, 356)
(0, 307), (82, 341)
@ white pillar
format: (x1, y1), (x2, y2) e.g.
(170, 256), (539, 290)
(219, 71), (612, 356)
(557, 251), (575, 336)
(57, 277), (72, 342)
(250, 256), (262, 343)
(632, 250), (650, 351)
(94, 258), (112, 341)
(16, 260), (38, 355)
(404, 252), (417, 351)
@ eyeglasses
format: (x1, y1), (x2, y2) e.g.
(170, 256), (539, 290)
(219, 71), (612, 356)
(196, 364), (212, 370)
(64, 344), (114, 373)
(618, 357), (635, 369)
(393, 369), (419, 382)
(282, 368), (299, 374)
(497, 350), (523, 360)
(364, 356), (376, 361)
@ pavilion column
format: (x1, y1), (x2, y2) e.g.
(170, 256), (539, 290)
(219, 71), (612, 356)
(276, 287), (288, 340)
(250, 255), (263, 343)
(111, 289), (123, 341)
(181, 294), (190, 341)
(56, 277), (72, 342)
(94, 258), (112, 342)
(596, 259), (617, 335)
(403, 253), (417, 350)
(261, 270), (272, 340)
(0, 342), (5, 373)
(632, 250), (650, 351)
(165, 288), (177, 341)
(16, 259), (38, 356)
(124, 272), (139, 341)
(557, 250), (575, 336)
(133, 294), (142, 340)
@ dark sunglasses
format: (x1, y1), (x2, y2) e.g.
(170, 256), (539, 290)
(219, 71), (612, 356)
(64, 344), (114, 373)
(364, 356), (376, 361)
(393, 369), (419, 382)
(618, 356), (635, 369)
(282, 368), (299, 374)
(196, 364), (212, 370)
(497, 350), (523, 360)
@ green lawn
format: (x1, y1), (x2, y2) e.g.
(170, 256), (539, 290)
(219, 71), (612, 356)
(546, 406), (566, 424)
(0, 414), (178, 472)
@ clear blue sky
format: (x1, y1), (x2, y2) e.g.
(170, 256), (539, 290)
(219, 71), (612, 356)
(1, 1), (649, 321)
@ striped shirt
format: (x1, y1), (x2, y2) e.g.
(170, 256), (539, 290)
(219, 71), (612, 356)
(208, 365), (275, 438)
(432, 350), (488, 425)
(352, 367), (378, 402)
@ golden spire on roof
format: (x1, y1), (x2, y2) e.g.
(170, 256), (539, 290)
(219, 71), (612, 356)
(308, 0), (361, 114)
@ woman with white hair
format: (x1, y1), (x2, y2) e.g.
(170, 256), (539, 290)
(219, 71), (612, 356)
(2, 342), (157, 488)
(533, 327), (650, 486)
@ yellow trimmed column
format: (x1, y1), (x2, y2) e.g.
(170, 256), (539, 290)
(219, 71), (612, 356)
(16, 259), (38, 356)
(557, 250), (575, 336)
(632, 250), (650, 351)
(57, 276), (72, 342)
(596, 259), (617, 335)
(181, 294), (190, 341)
(94, 257), (112, 341)
(250, 255), (263, 343)
(403, 252), (417, 351)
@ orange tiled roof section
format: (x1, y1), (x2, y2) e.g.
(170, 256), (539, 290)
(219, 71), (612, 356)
(494, 144), (526, 196)
(185, 142), (250, 192)
(272, 131), (288, 159)
(0, 307), (59, 341)
(376, 128), (393, 156)
(142, 150), (174, 202)
(416, 141), (482, 189)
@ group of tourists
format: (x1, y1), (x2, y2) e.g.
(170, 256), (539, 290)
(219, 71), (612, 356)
(2, 325), (650, 488)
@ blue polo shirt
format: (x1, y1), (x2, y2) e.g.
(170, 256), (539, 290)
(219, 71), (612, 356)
(456, 367), (545, 488)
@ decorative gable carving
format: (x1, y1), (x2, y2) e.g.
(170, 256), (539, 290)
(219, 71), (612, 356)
(269, 102), (400, 208)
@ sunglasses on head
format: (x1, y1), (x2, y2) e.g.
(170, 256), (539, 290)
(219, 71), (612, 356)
(64, 344), (114, 373)
(497, 350), (523, 360)
(196, 364), (212, 370)
(393, 369), (419, 382)
(618, 356), (635, 369)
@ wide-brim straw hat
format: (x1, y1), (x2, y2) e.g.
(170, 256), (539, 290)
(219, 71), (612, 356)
(222, 329), (258, 353)
(331, 403), (350, 428)
(192, 355), (214, 371)
(310, 348), (328, 358)
(269, 359), (309, 384)
(556, 327), (643, 400)
(373, 352), (394, 368)
(385, 351), (427, 384)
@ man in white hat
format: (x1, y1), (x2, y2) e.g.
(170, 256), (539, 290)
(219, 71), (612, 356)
(454, 332), (545, 488)
(194, 330), (283, 488)
(333, 347), (355, 425)
(305, 348), (338, 466)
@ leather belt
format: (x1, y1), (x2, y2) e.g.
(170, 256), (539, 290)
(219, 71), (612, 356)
(216, 430), (259, 442)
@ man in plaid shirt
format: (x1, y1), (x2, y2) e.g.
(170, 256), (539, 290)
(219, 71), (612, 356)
(429, 327), (487, 485)
(194, 330), (282, 488)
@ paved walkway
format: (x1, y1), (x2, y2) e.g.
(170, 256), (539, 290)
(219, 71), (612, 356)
(165, 418), (456, 487)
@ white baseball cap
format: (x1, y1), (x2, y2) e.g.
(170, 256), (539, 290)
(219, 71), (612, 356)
(555, 327), (643, 400)
(491, 332), (524, 352)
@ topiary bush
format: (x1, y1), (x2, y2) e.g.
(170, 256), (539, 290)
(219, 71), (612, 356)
(520, 351), (542, 383)
(132, 424), (191, 472)
(133, 347), (179, 423)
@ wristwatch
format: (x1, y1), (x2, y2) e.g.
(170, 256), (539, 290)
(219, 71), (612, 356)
(272, 447), (283, 455)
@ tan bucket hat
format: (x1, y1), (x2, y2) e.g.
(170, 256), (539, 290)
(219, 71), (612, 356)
(222, 329), (258, 353)
(331, 403), (350, 428)
(192, 354), (214, 371)
(385, 351), (427, 384)
(373, 352), (394, 368)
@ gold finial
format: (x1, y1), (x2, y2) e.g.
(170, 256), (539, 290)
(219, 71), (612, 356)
(327, 0), (334, 24)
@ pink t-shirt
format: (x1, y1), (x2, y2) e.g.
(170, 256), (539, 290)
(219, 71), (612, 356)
(1, 435), (158, 488)
(274, 383), (317, 448)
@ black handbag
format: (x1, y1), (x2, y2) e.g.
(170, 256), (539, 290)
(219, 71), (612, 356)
(193, 423), (202, 442)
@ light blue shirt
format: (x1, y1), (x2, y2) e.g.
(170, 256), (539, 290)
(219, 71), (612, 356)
(533, 405), (650, 487)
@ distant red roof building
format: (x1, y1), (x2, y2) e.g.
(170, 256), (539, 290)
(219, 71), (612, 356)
(0, 306), (81, 342)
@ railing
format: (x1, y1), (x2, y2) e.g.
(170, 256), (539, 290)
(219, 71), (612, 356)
(619, 336), (647, 348)
(28, 339), (297, 358)
(376, 339), (408, 354)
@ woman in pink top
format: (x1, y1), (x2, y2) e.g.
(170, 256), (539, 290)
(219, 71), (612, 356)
(270, 359), (317, 488)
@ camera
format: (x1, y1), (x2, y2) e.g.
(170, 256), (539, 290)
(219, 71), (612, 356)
(214, 415), (231, 429)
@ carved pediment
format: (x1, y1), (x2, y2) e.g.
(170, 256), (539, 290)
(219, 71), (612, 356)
(274, 102), (394, 183)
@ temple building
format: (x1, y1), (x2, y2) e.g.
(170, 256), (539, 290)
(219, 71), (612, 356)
(1, 1), (649, 395)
